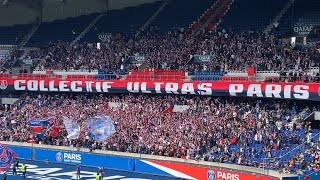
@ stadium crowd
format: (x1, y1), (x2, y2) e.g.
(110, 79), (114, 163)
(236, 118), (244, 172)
(30, 30), (320, 73)
(0, 93), (320, 174)
(0, 3), (319, 180)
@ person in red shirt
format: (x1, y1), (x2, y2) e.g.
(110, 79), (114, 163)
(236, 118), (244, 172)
(230, 137), (237, 145)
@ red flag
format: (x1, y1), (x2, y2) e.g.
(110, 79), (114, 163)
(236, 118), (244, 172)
(50, 126), (60, 138)
(163, 106), (173, 114)
(31, 127), (43, 134)
(103, 102), (109, 110)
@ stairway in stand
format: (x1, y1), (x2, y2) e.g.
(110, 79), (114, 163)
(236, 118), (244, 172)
(71, 13), (104, 46)
(204, 0), (235, 31)
(188, 0), (235, 33)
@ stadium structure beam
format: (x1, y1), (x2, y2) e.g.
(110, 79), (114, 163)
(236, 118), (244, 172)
(2, 0), (42, 10)
(106, 0), (109, 11)
(2, 0), (8, 5)
(96, 0), (109, 11)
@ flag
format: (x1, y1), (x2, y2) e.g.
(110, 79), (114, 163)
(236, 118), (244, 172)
(50, 126), (60, 139)
(0, 144), (16, 172)
(163, 106), (173, 114)
(63, 119), (80, 140)
(104, 102), (121, 110)
(103, 103), (109, 110)
(28, 120), (44, 134)
(28, 117), (55, 139)
(173, 105), (190, 112)
(87, 116), (115, 142)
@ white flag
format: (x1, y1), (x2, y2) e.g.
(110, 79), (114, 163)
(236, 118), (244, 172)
(108, 102), (121, 110)
(173, 105), (190, 112)
(63, 119), (80, 139)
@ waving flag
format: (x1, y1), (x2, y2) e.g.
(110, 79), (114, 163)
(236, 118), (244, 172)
(28, 117), (55, 139)
(63, 119), (80, 139)
(87, 116), (116, 142)
(29, 120), (45, 134)
(173, 105), (190, 112)
(50, 126), (60, 139)
(163, 106), (173, 114)
(0, 144), (16, 172)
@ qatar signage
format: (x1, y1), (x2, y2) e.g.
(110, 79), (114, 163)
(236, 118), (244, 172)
(293, 25), (313, 36)
(193, 55), (213, 63)
(1, 78), (319, 101)
(126, 56), (146, 64)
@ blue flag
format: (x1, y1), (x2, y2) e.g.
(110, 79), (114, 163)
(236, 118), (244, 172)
(28, 118), (53, 127)
(87, 116), (116, 142)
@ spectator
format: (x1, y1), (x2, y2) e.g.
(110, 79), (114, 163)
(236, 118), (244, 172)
(1, 93), (319, 174)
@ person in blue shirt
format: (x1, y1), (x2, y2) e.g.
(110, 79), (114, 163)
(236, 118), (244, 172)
(76, 164), (81, 179)
(2, 172), (7, 180)
(12, 162), (17, 175)
(99, 167), (105, 180)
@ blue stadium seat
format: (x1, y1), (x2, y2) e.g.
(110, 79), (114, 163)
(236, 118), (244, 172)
(82, 2), (163, 42)
(218, 0), (287, 32)
(150, 0), (215, 34)
(27, 14), (98, 46)
(273, 0), (320, 36)
(0, 24), (33, 45)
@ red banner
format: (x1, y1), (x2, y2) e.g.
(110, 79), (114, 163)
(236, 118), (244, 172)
(151, 160), (279, 180)
(0, 78), (319, 101)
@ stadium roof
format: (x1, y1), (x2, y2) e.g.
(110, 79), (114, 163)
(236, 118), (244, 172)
(1, 0), (42, 9)
(0, 0), (160, 26)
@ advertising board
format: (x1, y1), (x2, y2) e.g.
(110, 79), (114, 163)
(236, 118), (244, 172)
(150, 160), (280, 180)
(30, 148), (281, 180)
(0, 78), (319, 101)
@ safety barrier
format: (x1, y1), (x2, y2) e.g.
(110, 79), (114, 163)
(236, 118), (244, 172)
(1, 73), (319, 83)
(0, 73), (118, 80)
(1, 141), (297, 180)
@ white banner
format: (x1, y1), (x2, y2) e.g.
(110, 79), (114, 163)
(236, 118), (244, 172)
(1, 98), (19, 104)
(108, 102), (121, 110)
(63, 119), (80, 139)
(173, 105), (190, 112)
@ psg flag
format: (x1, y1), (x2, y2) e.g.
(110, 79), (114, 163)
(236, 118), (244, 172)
(28, 117), (55, 140)
(87, 116), (116, 142)
(0, 144), (17, 172)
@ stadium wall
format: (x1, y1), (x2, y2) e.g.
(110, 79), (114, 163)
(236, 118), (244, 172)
(1, 141), (298, 180)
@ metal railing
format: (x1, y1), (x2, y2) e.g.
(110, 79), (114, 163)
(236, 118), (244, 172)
(0, 73), (118, 80)
(258, 132), (320, 174)
(277, 132), (320, 171)
(126, 74), (185, 81)
(33, 69), (99, 74)
(262, 157), (281, 174)
(303, 169), (320, 179)
(1, 73), (320, 83)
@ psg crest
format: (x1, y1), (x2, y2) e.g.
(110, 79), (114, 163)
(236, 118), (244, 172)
(55, 152), (63, 162)
(0, 144), (17, 171)
(207, 170), (216, 180)
(0, 80), (8, 90)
